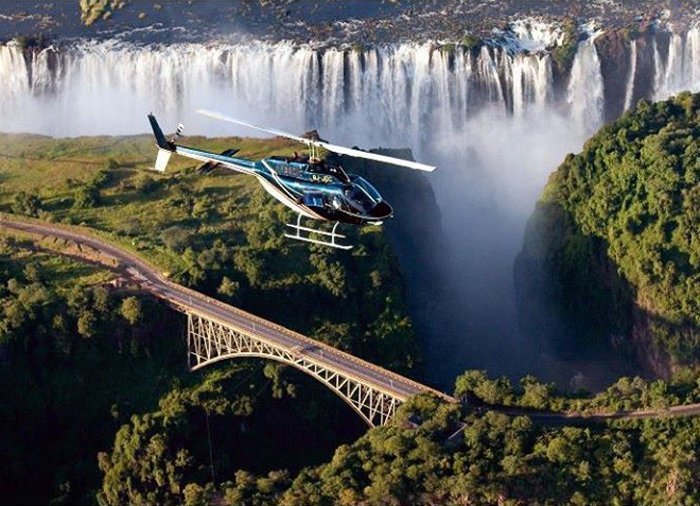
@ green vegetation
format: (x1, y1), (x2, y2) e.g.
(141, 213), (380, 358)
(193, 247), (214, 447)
(0, 132), (418, 503)
(0, 132), (417, 371)
(0, 240), (371, 504)
(0, 237), (182, 504)
(3, 125), (700, 504)
(461, 33), (481, 51)
(79, 0), (128, 25)
(516, 92), (700, 367)
(111, 369), (700, 505)
(279, 388), (700, 505)
(551, 19), (579, 73)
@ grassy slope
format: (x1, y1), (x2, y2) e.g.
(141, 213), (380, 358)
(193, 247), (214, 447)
(0, 132), (417, 370)
(0, 133), (302, 273)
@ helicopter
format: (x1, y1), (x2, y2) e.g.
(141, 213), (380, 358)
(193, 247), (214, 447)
(147, 110), (436, 249)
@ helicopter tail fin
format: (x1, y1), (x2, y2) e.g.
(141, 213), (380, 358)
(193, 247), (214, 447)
(147, 113), (177, 172)
(153, 148), (172, 173)
(148, 113), (172, 150)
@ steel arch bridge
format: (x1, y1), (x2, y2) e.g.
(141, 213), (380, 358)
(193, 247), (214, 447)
(187, 312), (422, 427)
(0, 216), (456, 428)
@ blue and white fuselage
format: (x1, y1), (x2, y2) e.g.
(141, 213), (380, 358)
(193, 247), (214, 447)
(148, 114), (393, 226)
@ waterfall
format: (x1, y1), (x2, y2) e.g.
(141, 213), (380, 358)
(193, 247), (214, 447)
(3, 28), (700, 157)
(0, 40), (555, 149)
(0, 39), (592, 147)
(0, 43), (30, 104)
(566, 38), (604, 136)
(654, 26), (700, 100)
(623, 39), (637, 111)
(509, 53), (551, 117)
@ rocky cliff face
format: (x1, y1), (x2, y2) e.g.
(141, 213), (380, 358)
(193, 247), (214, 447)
(515, 94), (700, 376)
(514, 200), (677, 377)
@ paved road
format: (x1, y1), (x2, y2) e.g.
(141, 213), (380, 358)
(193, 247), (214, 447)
(4, 215), (700, 423)
(0, 216), (452, 403)
(496, 402), (700, 424)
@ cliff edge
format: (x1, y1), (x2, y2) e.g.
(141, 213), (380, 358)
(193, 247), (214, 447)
(515, 92), (700, 376)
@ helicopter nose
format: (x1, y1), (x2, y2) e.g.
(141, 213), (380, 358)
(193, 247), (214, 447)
(370, 201), (393, 220)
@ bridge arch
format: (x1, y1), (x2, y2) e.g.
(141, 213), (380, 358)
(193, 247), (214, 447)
(187, 312), (404, 427)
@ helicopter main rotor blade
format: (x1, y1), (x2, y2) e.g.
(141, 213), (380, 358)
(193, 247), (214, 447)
(197, 109), (437, 172)
(197, 109), (312, 145)
(316, 141), (436, 172)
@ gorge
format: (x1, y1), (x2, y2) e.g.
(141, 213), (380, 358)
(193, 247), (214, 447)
(2, 18), (700, 388)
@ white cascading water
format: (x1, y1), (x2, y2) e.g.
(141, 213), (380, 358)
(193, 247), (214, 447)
(623, 38), (637, 111)
(567, 37), (605, 136)
(1, 26), (699, 385)
(0, 40), (563, 146)
(654, 26), (700, 100)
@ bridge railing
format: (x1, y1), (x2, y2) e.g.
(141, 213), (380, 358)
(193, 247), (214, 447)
(0, 213), (455, 403)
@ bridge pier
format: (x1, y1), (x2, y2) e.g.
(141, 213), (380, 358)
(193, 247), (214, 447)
(186, 312), (403, 427)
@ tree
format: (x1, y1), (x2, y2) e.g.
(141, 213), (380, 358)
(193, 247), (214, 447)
(217, 276), (240, 299)
(120, 296), (142, 325)
(77, 310), (97, 338)
(23, 263), (41, 283)
(161, 226), (192, 253)
(92, 286), (110, 313)
(11, 191), (42, 217)
(73, 184), (101, 208)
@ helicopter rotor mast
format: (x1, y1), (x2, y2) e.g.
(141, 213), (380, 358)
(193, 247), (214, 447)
(197, 109), (437, 172)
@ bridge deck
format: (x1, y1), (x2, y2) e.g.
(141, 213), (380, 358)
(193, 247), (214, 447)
(0, 216), (454, 404)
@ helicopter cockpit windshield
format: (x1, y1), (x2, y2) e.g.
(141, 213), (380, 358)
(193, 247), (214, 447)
(343, 176), (383, 214)
(350, 175), (382, 202)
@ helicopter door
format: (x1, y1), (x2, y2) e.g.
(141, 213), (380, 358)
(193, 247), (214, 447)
(303, 193), (325, 208)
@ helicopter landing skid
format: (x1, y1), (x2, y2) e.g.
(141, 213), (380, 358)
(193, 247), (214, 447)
(284, 215), (353, 250)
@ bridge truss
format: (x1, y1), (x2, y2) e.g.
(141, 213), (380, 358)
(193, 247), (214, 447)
(186, 312), (404, 427)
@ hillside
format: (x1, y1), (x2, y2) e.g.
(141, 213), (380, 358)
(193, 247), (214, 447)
(2, 132), (700, 504)
(515, 92), (700, 375)
(0, 133), (419, 503)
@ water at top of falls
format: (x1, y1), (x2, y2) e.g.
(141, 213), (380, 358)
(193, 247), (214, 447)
(495, 18), (566, 53)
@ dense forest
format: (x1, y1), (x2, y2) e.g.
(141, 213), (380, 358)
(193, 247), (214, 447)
(3, 234), (698, 504)
(233, 372), (700, 506)
(94, 366), (700, 505)
(516, 92), (700, 373)
(1, 117), (699, 504)
(0, 134), (418, 504)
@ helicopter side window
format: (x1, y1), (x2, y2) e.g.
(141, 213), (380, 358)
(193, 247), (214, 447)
(326, 162), (350, 183)
(309, 160), (326, 174)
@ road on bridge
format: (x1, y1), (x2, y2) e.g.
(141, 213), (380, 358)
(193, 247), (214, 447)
(3, 215), (700, 425)
(0, 215), (452, 404)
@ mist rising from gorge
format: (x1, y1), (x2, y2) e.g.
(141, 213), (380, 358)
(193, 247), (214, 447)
(2, 24), (700, 389)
